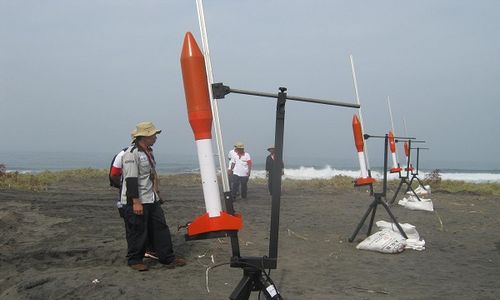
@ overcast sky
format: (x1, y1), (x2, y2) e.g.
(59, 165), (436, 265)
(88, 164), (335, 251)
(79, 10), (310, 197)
(1, 0), (499, 170)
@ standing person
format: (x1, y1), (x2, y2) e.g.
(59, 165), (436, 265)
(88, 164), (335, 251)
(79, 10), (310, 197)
(265, 145), (284, 195)
(109, 129), (137, 217)
(121, 121), (186, 271)
(227, 143), (238, 192)
(229, 143), (252, 199)
(109, 130), (157, 259)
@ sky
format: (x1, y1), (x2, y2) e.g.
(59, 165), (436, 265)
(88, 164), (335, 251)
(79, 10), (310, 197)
(1, 0), (499, 170)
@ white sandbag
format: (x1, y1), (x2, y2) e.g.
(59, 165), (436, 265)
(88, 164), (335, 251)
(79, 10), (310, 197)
(399, 195), (434, 212)
(407, 185), (431, 196)
(405, 238), (426, 251)
(375, 220), (420, 240)
(375, 220), (426, 251)
(356, 230), (405, 254)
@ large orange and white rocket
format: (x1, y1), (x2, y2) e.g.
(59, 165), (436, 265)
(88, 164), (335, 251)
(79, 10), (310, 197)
(388, 130), (402, 173)
(180, 32), (242, 237)
(352, 114), (375, 186)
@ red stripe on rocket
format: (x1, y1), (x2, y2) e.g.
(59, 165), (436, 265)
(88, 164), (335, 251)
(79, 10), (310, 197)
(352, 114), (375, 186)
(180, 32), (242, 237)
(388, 131), (402, 173)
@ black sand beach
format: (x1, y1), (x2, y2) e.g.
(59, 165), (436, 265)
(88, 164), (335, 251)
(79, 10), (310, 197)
(1, 174), (500, 299)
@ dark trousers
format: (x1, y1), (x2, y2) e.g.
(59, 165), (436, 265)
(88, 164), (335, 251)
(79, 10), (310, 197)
(123, 202), (175, 265)
(231, 175), (249, 198)
(267, 176), (273, 195)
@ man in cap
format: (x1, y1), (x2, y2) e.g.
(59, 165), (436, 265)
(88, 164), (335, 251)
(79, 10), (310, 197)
(121, 121), (186, 271)
(265, 145), (284, 195)
(229, 142), (252, 199)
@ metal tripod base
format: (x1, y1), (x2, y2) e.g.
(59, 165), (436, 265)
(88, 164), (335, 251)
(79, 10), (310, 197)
(230, 267), (281, 300)
(407, 174), (427, 192)
(349, 192), (408, 242)
(389, 177), (421, 205)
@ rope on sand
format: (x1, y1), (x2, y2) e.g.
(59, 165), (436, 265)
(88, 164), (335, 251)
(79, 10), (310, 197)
(434, 210), (444, 231)
(287, 228), (309, 240)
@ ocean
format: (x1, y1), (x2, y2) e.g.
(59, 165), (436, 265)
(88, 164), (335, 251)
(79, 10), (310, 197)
(1, 151), (499, 183)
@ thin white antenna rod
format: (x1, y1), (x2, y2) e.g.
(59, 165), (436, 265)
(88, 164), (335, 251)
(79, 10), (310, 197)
(387, 96), (395, 134)
(195, 0), (230, 192)
(349, 54), (371, 170)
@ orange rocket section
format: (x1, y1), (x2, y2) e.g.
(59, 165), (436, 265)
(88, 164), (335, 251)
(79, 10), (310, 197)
(180, 32), (213, 141)
(352, 115), (364, 153)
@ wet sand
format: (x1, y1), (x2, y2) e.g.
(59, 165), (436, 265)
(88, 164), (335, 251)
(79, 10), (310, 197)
(1, 175), (499, 299)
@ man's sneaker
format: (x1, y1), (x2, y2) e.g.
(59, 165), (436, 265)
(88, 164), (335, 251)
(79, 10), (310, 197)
(129, 263), (148, 272)
(164, 257), (187, 269)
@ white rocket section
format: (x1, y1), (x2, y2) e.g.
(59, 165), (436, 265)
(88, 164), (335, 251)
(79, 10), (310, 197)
(391, 152), (399, 169)
(196, 139), (222, 217)
(358, 152), (369, 178)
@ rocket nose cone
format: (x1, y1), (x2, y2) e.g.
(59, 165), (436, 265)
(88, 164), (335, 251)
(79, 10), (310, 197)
(181, 32), (203, 59)
(352, 114), (360, 125)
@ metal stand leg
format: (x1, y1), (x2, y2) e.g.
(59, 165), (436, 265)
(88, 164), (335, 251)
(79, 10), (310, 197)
(416, 176), (427, 189)
(389, 179), (405, 205)
(390, 178), (422, 205)
(349, 193), (408, 242)
(405, 176), (415, 192)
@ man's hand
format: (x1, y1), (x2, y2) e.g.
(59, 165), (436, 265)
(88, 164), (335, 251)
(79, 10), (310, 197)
(133, 198), (143, 215)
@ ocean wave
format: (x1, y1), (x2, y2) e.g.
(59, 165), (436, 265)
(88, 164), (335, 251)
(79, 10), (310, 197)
(250, 165), (500, 183)
(5, 165), (500, 183)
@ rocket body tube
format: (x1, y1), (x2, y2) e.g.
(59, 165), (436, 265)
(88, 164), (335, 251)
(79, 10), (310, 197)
(196, 139), (221, 216)
(180, 32), (221, 217)
(180, 32), (242, 236)
(404, 141), (414, 171)
(352, 115), (374, 185)
(388, 131), (401, 173)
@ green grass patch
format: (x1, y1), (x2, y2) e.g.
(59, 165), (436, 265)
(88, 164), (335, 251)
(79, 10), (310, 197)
(432, 180), (500, 196)
(0, 168), (107, 191)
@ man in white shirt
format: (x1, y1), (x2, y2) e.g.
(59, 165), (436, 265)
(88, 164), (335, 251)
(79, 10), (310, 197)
(229, 142), (252, 199)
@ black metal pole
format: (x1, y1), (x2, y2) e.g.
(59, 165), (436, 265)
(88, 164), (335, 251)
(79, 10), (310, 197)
(269, 88), (286, 262)
(383, 134), (389, 198)
(223, 191), (241, 258)
(415, 147), (420, 175)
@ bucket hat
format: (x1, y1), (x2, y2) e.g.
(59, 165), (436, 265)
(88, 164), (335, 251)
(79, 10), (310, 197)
(132, 122), (161, 138)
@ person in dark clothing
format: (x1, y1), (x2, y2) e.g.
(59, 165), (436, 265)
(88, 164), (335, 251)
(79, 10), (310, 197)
(121, 121), (186, 271)
(265, 145), (284, 195)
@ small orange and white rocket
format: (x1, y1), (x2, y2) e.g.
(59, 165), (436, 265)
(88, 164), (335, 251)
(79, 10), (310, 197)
(352, 114), (375, 186)
(180, 32), (242, 237)
(404, 142), (414, 172)
(388, 130), (402, 173)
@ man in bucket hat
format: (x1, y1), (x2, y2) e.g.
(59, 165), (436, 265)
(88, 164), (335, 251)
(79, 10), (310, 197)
(229, 142), (252, 199)
(120, 121), (186, 271)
